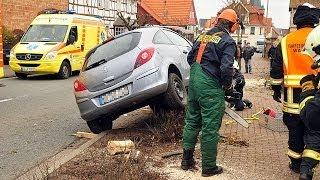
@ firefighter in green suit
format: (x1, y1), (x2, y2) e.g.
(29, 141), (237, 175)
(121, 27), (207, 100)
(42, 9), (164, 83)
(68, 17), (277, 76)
(181, 9), (239, 177)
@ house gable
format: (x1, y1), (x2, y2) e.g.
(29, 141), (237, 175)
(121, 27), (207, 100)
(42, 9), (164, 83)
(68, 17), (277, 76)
(138, 0), (197, 26)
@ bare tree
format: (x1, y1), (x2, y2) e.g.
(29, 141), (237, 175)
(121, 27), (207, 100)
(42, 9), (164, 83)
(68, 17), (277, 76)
(117, 11), (138, 31)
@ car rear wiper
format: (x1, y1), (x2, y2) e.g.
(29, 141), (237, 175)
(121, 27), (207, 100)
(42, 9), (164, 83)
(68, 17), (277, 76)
(85, 58), (108, 71)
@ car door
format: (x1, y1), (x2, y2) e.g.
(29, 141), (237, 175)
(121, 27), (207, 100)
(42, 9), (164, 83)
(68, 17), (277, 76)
(162, 30), (191, 83)
(152, 30), (182, 67)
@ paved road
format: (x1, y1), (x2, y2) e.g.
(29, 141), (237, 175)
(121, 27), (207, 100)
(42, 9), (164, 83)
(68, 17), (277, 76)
(0, 75), (89, 179)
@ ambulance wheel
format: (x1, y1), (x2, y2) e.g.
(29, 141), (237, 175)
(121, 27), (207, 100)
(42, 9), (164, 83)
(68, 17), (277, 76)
(15, 73), (28, 79)
(57, 61), (71, 79)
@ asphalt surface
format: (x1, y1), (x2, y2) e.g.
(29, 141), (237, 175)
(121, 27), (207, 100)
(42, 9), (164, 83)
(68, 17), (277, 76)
(0, 75), (89, 179)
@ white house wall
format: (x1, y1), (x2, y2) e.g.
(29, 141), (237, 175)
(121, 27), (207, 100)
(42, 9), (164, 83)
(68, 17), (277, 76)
(68, 0), (137, 32)
(232, 25), (266, 46)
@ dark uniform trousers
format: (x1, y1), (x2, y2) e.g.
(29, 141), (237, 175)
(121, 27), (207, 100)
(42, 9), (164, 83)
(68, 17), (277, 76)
(283, 112), (305, 166)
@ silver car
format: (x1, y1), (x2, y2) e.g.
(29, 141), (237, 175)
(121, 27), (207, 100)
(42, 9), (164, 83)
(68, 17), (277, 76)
(74, 27), (192, 133)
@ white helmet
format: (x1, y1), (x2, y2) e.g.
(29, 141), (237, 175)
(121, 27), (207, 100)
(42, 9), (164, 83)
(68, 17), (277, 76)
(233, 60), (239, 70)
(304, 25), (320, 63)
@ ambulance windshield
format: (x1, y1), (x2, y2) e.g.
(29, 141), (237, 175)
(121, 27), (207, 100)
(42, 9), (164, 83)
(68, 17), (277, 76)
(21, 25), (68, 42)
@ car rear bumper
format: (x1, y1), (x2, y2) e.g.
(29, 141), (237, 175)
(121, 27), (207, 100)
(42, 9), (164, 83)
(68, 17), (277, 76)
(76, 67), (168, 121)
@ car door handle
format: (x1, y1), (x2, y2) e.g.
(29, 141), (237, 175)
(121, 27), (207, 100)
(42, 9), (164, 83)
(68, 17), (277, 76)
(103, 76), (114, 83)
(183, 50), (188, 54)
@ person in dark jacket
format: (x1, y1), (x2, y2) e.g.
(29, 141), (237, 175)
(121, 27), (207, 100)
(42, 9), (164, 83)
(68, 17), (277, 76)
(236, 41), (243, 71)
(299, 73), (320, 180)
(243, 42), (255, 73)
(269, 3), (320, 174)
(181, 9), (239, 177)
(227, 61), (252, 111)
(298, 26), (320, 180)
(268, 43), (277, 68)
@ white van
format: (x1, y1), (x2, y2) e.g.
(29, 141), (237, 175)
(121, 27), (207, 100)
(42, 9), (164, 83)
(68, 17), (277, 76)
(256, 38), (265, 53)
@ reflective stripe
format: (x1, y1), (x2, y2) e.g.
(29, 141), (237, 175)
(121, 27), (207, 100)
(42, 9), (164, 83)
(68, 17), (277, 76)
(283, 87), (300, 114)
(287, 87), (293, 104)
(196, 43), (207, 64)
(281, 37), (288, 74)
(302, 149), (320, 160)
(270, 78), (283, 85)
(287, 149), (302, 159)
(283, 106), (300, 114)
(283, 75), (305, 87)
(283, 101), (300, 109)
(299, 96), (314, 110)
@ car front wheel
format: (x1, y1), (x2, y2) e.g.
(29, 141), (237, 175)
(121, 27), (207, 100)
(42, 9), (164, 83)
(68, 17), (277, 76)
(57, 61), (71, 79)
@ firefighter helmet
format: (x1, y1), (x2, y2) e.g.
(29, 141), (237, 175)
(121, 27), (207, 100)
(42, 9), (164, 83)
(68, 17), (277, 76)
(304, 25), (320, 61)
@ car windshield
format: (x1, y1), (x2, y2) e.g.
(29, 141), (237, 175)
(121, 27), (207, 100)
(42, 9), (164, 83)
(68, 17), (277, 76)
(21, 25), (68, 42)
(84, 32), (141, 70)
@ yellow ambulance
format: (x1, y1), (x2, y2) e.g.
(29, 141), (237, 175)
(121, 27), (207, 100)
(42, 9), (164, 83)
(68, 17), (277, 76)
(9, 13), (107, 79)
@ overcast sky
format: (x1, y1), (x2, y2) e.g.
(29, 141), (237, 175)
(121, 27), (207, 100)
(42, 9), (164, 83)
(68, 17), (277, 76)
(194, 0), (291, 29)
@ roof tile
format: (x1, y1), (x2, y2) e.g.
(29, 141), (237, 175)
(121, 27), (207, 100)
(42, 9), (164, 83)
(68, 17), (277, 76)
(139, 0), (197, 26)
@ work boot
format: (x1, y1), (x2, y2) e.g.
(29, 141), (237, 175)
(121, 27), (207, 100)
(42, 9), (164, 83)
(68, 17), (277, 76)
(235, 100), (245, 111)
(299, 173), (313, 180)
(243, 99), (253, 108)
(202, 166), (223, 177)
(181, 149), (195, 170)
(289, 163), (300, 173)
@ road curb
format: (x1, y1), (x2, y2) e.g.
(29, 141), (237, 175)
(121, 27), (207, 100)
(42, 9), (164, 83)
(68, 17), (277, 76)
(17, 132), (106, 180)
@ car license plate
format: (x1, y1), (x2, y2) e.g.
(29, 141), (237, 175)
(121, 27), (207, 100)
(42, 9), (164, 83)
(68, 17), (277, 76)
(99, 85), (130, 105)
(21, 67), (36, 72)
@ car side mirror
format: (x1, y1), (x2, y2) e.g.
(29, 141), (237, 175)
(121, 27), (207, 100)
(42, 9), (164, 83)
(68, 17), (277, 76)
(67, 35), (76, 45)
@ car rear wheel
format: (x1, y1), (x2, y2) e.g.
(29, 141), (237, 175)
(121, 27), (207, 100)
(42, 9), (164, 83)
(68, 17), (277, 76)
(15, 73), (28, 79)
(87, 118), (113, 134)
(163, 73), (187, 109)
(57, 61), (71, 79)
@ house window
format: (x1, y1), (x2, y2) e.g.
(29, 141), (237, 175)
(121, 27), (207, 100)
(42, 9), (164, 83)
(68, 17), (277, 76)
(114, 26), (126, 36)
(250, 27), (255, 35)
(260, 27), (262, 35)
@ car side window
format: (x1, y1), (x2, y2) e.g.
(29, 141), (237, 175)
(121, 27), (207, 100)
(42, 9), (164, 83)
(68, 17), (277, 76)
(153, 30), (173, 45)
(163, 30), (190, 47)
(69, 26), (78, 42)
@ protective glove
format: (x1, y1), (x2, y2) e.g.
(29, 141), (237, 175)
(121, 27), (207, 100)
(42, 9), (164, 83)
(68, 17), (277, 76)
(271, 85), (281, 103)
(300, 74), (316, 102)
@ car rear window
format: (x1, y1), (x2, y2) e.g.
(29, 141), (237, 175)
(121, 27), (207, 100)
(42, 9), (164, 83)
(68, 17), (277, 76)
(84, 32), (141, 70)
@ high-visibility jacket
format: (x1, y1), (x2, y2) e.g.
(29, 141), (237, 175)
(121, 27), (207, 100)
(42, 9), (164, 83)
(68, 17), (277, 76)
(271, 27), (316, 114)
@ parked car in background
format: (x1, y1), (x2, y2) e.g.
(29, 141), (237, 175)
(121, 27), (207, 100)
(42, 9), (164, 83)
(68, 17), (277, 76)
(256, 37), (265, 53)
(74, 27), (192, 133)
(3, 46), (10, 65)
(9, 13), (107, 79)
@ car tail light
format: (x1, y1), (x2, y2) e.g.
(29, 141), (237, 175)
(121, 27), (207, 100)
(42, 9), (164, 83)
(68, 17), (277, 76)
(134, 47), (155, 69)
(74, 79), (87, 92)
